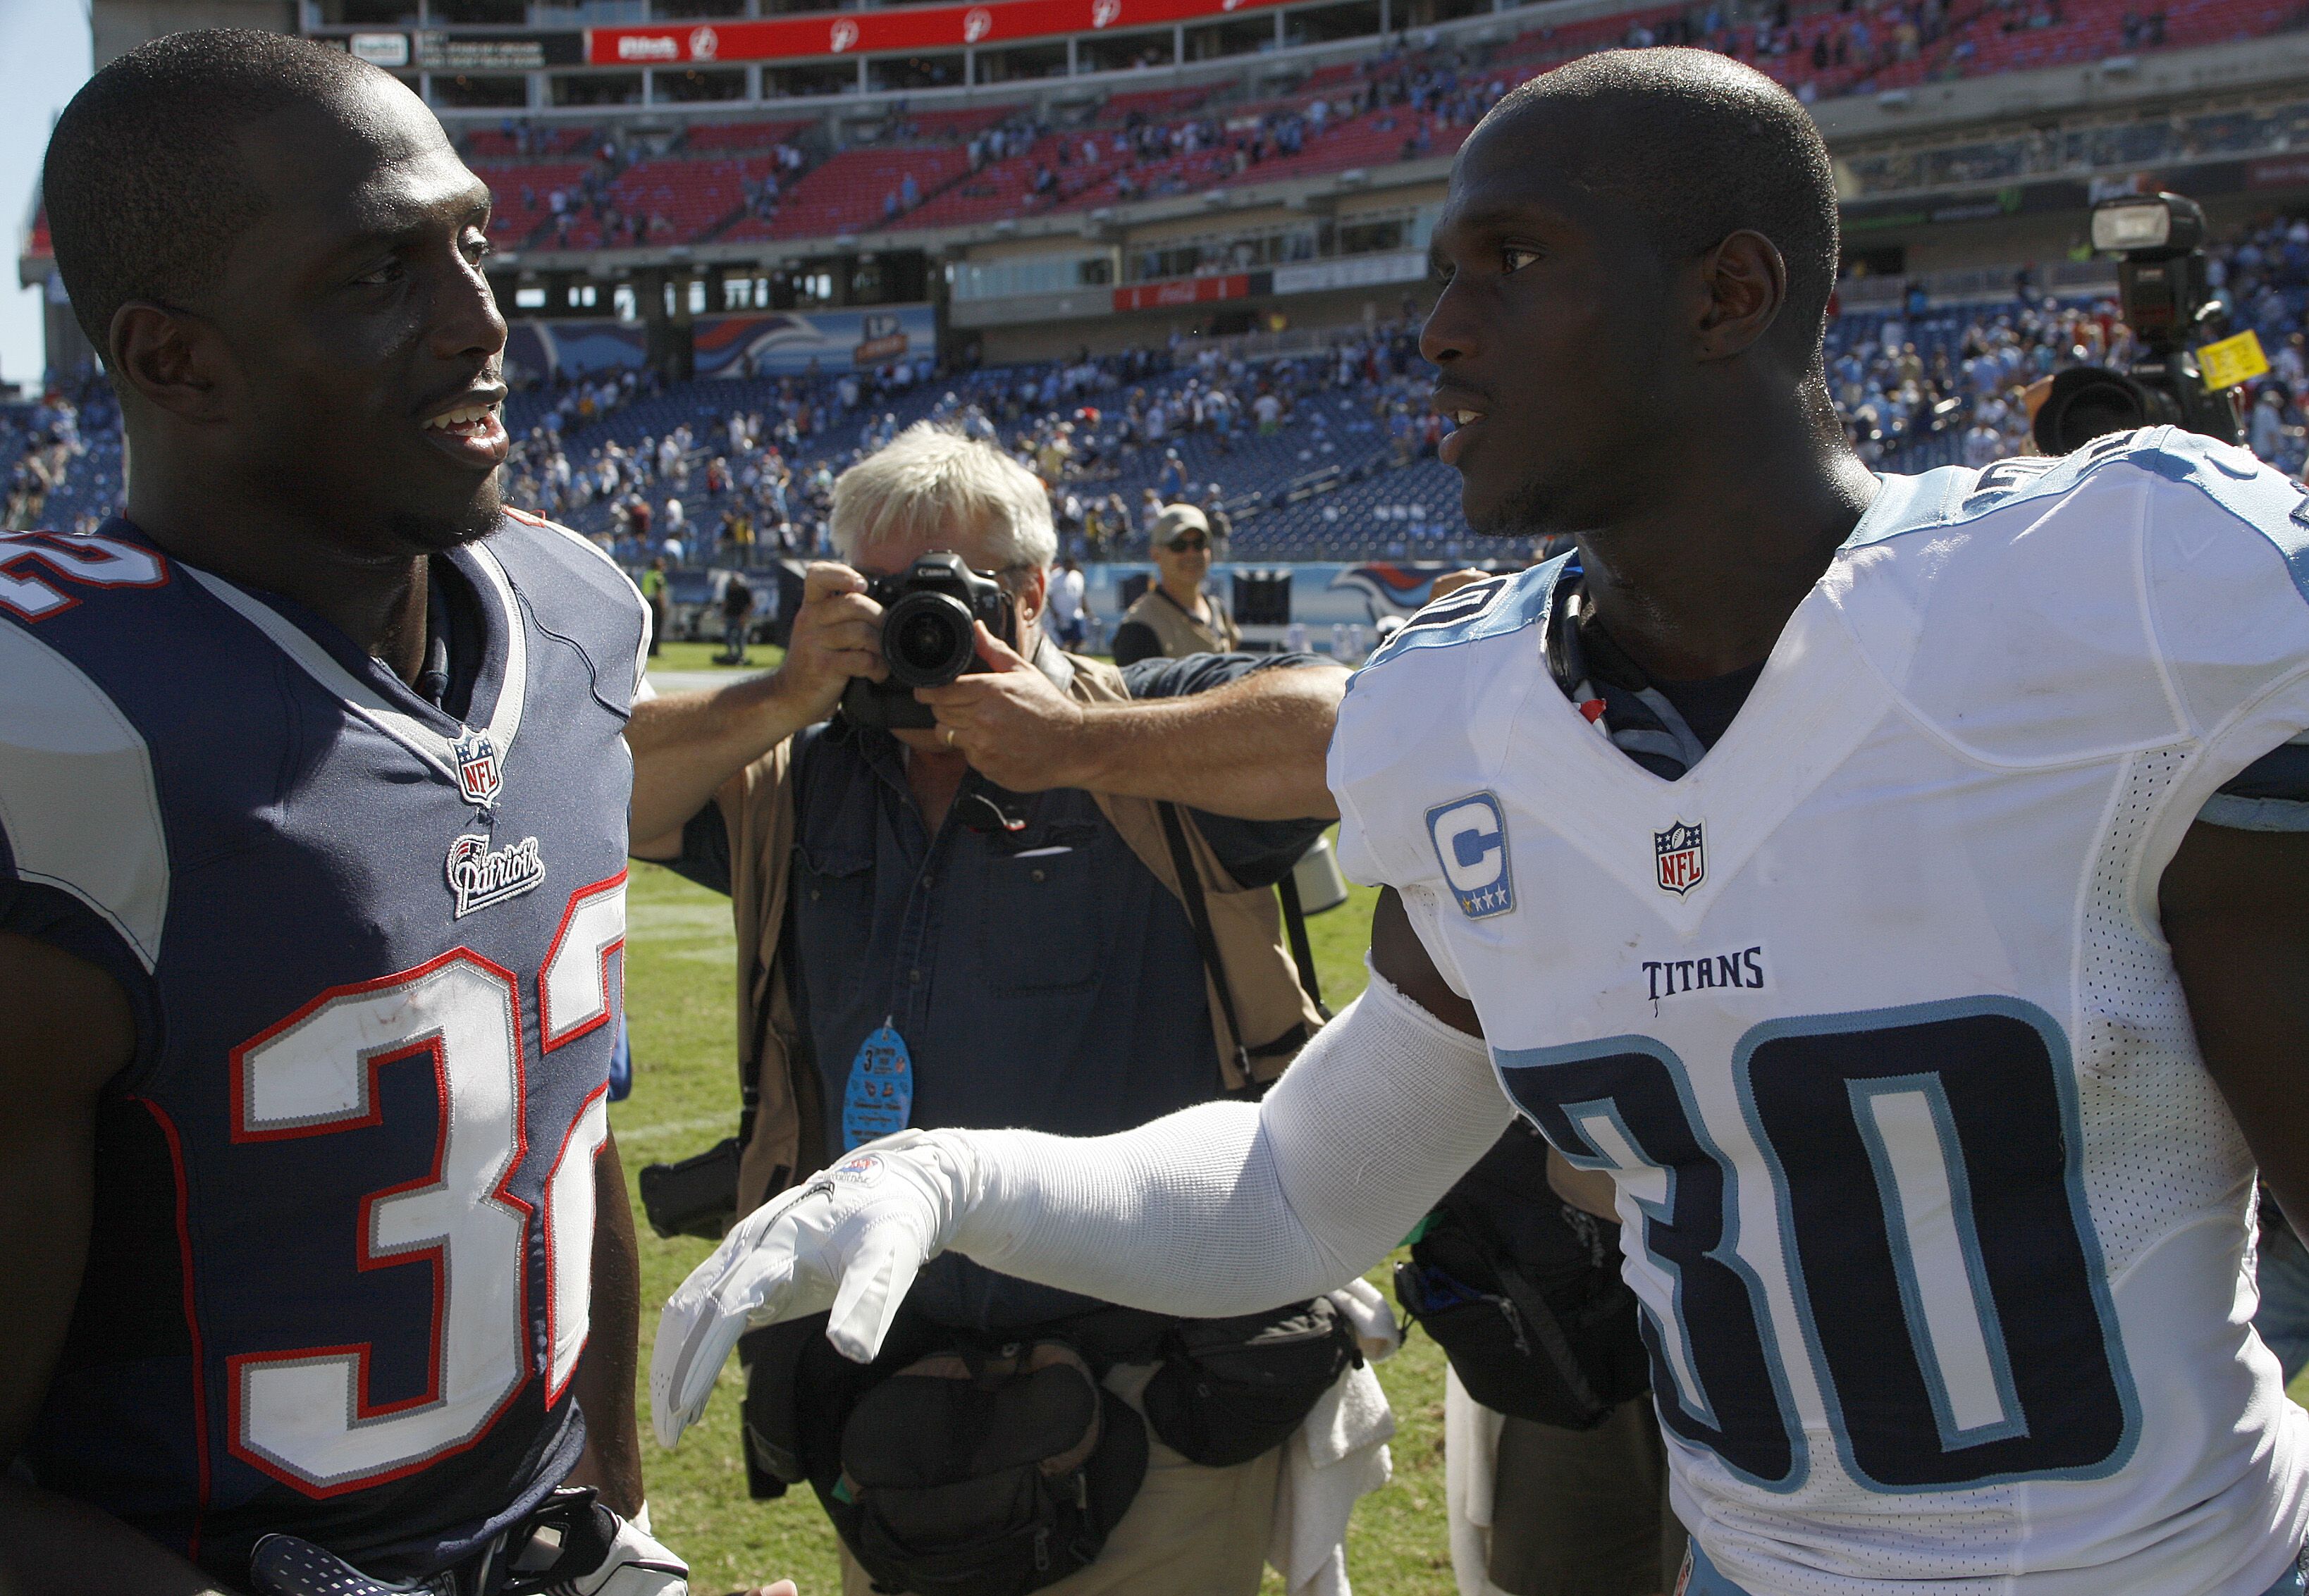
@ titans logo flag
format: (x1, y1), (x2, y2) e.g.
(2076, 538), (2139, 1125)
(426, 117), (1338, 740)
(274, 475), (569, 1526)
(1654, 819), (1705, 896)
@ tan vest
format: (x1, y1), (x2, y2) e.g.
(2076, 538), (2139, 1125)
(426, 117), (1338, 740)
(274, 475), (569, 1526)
(1120, 586), (1239, 656)
(722, 652), (1324, 1218)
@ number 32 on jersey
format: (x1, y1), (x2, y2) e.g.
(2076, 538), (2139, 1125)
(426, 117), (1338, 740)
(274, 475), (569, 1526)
(224, 874), (627, 1496)
(1501, 997), (2137, 1494)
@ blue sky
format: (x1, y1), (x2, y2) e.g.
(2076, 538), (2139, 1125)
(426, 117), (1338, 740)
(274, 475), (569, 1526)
(1, 0), (92, 391)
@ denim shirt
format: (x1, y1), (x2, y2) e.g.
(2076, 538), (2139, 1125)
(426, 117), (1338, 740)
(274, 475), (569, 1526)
(674, 646), (1329, 1330)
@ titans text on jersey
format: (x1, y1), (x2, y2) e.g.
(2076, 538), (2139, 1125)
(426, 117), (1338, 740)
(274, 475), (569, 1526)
(1331, 429), (2309, 1595)
(0, 507), (646, 1585)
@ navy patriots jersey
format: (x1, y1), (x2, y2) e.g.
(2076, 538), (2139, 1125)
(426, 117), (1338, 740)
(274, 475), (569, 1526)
(0, 509), (645, 1585)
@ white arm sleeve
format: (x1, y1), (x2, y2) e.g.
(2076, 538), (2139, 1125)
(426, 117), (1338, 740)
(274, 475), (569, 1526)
(949, 963), (1515, 1317)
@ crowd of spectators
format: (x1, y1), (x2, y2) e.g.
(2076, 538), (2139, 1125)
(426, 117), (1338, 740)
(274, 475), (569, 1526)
(2, 381), (101, 535)
(492, 318), (1468, 574)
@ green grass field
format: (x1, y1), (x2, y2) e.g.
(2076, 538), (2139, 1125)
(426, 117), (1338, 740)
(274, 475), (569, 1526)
(646, 638), (776, 674)
(612, 858), (1461, 1596)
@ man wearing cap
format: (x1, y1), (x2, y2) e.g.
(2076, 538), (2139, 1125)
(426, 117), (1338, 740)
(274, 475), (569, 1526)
(1113, 504), (1238, 666)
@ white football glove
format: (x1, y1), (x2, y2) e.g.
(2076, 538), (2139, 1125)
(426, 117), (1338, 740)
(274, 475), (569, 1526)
(552, 1507), (689, 1596)
(651, 1131), (982, 1448)
(249, 1499), (686, 1596)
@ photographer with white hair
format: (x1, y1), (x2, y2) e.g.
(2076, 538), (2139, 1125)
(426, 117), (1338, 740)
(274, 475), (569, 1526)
(624, 423), (1357, 1596)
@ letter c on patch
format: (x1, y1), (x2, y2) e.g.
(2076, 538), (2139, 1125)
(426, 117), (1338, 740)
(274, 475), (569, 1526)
(1426, 792), (1514, 919)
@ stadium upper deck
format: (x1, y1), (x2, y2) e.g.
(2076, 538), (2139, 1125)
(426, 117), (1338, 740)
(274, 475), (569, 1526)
(18, 0), (2309, 383)
(424, 0), (2299, 259)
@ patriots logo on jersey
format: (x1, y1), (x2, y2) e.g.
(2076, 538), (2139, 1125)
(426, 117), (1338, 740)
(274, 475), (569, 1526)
(446, 831), (546, 916)
(1427, 792), (1515, 918)
(452, 731), (503, 808)
(1654, 819), (1705, 896)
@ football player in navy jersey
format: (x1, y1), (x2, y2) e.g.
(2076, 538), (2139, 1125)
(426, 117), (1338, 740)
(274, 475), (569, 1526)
(655, 48), (2309, 1596)
(0, 31), (789, 1596)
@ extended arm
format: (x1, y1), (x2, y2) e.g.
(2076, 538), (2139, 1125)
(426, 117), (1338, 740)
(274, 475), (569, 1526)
(653, 890), (1511, 1435)
(627, 562), (883, 853)
(2162, 820), (2309, 1228)
(0, 932), (229, 1595)
(561, 1132), (644, 1515)
(917, 628), (1349, 821)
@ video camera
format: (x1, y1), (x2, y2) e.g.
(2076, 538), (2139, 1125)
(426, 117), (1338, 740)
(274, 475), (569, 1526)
(2032, 192), (2246, 454)
(839, 552), (1018, 731)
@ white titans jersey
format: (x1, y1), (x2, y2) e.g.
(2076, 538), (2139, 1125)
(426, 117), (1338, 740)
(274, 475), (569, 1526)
(1331, 429), (2309, 1595)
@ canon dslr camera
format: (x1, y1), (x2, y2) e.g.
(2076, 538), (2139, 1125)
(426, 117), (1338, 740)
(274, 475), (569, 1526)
(840, 551), (1016, 730)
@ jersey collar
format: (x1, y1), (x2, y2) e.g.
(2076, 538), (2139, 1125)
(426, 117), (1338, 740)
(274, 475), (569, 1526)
(181, 538), (527, 810)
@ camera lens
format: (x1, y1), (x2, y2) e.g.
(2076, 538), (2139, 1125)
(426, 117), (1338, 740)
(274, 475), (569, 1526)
(881, 592), (977, 688)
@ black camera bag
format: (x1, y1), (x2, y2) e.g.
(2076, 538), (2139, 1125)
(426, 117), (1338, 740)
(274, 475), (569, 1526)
(826, 1340), (1147, 1596)
(637, 1137), (750, 1240)
(1394, 1193), (1649, 1430)
(1139, 1297), (1362, 1466)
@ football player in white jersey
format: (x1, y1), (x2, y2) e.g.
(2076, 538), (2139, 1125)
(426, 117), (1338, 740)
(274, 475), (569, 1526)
(652, 48), (2309, 1595)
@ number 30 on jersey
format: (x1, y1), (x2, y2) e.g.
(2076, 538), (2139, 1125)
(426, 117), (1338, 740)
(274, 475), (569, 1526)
(1501, 998), (2136, 1494)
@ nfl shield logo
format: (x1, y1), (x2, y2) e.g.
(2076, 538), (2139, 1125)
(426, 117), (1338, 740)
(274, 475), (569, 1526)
(1654, 819), (1705, 896)
(452, 731), (502, 808)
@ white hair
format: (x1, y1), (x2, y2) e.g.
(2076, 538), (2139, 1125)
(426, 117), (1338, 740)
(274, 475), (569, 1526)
(831, 422), (1057, 573)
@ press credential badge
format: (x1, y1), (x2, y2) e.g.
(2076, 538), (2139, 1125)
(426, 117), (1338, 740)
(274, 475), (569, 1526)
(842, 1020), (914, 1151)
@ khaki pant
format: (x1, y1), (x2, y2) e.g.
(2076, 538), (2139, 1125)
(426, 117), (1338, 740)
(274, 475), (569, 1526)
(1484, 1397), (1686, 1596)
(839, 1363), (1279, 1596)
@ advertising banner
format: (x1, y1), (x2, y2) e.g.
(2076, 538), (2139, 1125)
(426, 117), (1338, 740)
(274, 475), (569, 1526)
(691, 304), (936, 377)
(505, 319), (651, 381)
(1269, 250), (1428, 295)
(1112, 273), (1252, 311)
(416, 30), (584, 69)
(591, 0), (1290, 68)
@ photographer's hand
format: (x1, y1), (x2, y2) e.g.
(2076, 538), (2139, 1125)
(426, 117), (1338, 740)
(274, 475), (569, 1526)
(913, 623), (1093, 790)
(775, 562), (887, 722)
(922, 626), (1347, 819)
(625, 563), (885, 853)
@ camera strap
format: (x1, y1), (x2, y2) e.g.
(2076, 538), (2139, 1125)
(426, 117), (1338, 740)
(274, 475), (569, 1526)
(1155, 801), (1252, 1082)
(1276, 870), (1329, 1020)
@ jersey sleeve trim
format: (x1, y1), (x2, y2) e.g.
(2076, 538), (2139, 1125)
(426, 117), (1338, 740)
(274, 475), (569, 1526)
(1348, 556), (1568, 686)
(2198, 733), (2309, 831)
(503, 506), (652, 713)
(0, 624), (169, 970)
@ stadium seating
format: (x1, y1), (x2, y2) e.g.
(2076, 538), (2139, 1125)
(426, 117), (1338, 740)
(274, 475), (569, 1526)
(437, 0), (2308, 258)
(481, 161), (604, 249)
(680, 118), (815, 154)
(737, 144), (977, 240)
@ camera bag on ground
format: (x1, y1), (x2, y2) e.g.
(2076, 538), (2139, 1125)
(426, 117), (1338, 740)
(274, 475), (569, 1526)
(1394, 1125), (1649, 1429)
(827, 1340), (1149, 1596)
(1139, 1295), (1362, 1466)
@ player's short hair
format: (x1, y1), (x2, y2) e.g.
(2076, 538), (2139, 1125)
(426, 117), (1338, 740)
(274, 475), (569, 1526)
(1487, 47), (1842, 362)
(42, 29), (381, 353)
(832, 423), (1058, 574)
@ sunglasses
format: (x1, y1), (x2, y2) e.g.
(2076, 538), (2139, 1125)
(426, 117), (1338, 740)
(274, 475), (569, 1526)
(1164, 535), (1209, 552)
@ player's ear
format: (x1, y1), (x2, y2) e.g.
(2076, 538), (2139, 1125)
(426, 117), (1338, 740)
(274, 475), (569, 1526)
(110, 301), (232, 424)
(1692, 229), (1787, 364)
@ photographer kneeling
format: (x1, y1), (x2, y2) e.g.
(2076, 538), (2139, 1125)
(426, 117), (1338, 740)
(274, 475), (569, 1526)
(626, 423), (1354, 1596)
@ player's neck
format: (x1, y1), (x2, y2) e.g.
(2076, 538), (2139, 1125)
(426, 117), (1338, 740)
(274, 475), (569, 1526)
(1575, 426), (1877, 683)
(127, 480), (433, 685)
